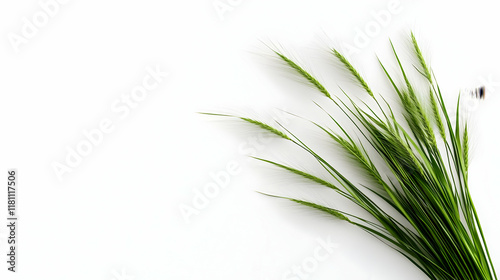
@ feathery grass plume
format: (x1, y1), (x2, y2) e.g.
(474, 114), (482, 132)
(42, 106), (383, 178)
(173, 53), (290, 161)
(411, 32), (432, 83)
(239, 117), (290, 140)
(252, 157), (339, 191)
(273, 51), (331, 98)
(332, 49), (374, 97)
(199, 112), (290, 140)
(205, 34), (497, 280)
(463, 124), (469, 170)
(259, 192), (351, 221)
(430, 88), (446, 139)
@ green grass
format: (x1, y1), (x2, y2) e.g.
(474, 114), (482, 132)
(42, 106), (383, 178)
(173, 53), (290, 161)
(203, 33), (497, 280)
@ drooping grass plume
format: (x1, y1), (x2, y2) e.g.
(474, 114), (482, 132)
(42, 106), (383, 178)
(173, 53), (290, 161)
(203, 34), (497, 280)
(332, 49), (374, 97)
(273, 51), (331, 98)
(199, 112), (290, 140)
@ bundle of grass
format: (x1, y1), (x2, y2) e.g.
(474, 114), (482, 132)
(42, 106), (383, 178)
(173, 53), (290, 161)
(203, 33), (497, 280)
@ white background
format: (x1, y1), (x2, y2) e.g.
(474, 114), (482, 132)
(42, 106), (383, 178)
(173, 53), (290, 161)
(1, 0), (500, 279)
